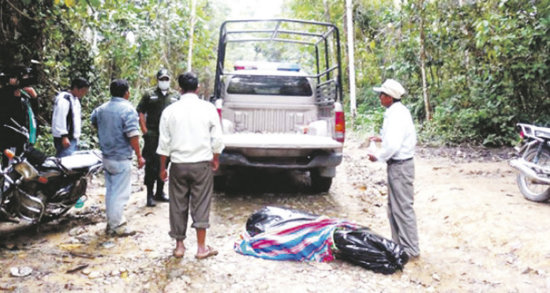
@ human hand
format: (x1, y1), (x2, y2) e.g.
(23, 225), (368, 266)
(159, 168), (168, 182)
(367, 154), (378, 162)
(62, 137), (71, 148)
(211, 157), (219, 171)
(137, 156), (145, 169)
(368, 136), (381, 143)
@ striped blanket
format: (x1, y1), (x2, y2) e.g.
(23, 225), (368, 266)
(234, 216), (357, 262)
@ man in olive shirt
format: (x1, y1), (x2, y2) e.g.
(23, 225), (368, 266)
(137, 69), (180, 207)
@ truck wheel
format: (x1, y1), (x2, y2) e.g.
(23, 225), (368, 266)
(517, 148), (550, 202)
(310, 170), (332, 193)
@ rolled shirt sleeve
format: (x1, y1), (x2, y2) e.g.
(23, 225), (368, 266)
(136, 92), (148, 114)
(123, 109), (140, 138)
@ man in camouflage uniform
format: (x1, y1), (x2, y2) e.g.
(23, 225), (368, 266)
(137, 69), (180, 207)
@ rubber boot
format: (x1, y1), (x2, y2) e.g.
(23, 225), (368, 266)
(146, 183), (156, 207)
(154, 180), (169, 202)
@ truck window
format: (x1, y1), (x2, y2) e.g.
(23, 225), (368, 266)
(227, 75), (313, 96)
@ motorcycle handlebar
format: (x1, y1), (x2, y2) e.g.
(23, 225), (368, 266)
(3, 118), (29, 140)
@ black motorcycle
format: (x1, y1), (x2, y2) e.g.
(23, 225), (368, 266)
(0, 120), (102, 224)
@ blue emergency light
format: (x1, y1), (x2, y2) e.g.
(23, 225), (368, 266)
(277, 63), (300, 72)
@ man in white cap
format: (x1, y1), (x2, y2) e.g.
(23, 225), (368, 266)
(368, 78), (420, 259)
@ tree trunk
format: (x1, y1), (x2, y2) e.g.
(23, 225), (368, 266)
(345, 0), (357, 119)
(419, 0), (432, 121)
(187, 0), (197, 71)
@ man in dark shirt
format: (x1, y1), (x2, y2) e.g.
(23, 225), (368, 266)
(137, 69), (180, 207)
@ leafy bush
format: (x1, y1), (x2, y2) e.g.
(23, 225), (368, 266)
(347, 0), (550, 146)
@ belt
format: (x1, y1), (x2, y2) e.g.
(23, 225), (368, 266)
(387, 157), (413, 165)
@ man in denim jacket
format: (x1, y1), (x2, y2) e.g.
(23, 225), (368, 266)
(91, 79), (145, 236)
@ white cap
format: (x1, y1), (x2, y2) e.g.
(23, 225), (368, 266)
(373, 79), (406, 100)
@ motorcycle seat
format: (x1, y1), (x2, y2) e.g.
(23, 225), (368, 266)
(536, 129), (550, 140)
(59, 150), (102, 171)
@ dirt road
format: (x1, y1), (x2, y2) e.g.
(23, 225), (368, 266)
(1, 133), (550, 292)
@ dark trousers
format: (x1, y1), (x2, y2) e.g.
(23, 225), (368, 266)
(168, 161), (213, 240)
(142, 132), (165, 185)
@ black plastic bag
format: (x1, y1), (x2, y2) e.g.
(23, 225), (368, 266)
(333, 227), (409, 274)
(245, 206), (319, 237)
(244, 206), (408, 274)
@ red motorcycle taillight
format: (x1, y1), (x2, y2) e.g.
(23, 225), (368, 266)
(334, 102), (345, 143)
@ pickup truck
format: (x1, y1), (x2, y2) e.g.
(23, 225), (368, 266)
(212, 19), (345, 192)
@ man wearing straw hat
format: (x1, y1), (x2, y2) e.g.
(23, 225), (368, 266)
(368, 78), (420, 259)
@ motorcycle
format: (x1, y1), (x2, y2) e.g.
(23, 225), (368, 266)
(0, 120), (102, 224)
(509, 123), (550, 202)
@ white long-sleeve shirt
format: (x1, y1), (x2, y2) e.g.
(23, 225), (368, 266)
(156, 93), (224, 163)
(51, 91), (82, 139)
(374, 102), (416, 162)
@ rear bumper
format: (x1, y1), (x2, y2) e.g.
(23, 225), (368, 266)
(219, 150), (343, 169)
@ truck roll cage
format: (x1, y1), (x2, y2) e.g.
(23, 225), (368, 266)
(214, 19), (343, 103)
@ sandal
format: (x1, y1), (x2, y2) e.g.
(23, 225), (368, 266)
(195, 246), (218, 260)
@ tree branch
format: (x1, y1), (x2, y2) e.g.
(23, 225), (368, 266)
(85, 0), (96, 15)
(4, 0), (35, 21)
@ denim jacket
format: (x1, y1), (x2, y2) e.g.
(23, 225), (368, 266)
(91, 97), (140, 161)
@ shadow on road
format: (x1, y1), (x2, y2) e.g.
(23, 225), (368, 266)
(220, 169), (316, 195)
(0, 207), (103, 242)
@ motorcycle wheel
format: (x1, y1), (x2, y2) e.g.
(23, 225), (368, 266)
(517, 147), (550, 202)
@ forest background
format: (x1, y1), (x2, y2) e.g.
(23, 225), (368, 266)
(0, 0), (548, 153)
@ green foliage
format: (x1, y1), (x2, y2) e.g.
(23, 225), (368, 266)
(35, 125), (55, 156)
(3, 0), (549, 149)
(286, 0), (549, 146)
(421, 0), (550, 146)
(1, 0), (223, 152)
(353, 101), (384, 135)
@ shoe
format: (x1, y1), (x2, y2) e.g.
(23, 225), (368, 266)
(146, 195), (156, 207)
(146, 184), (156, 207)
(106, 225), (136, 237)
(154, 192), (169, 202)
(195, 246), (218, 260)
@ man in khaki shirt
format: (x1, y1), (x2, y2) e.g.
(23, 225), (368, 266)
(157, 72), (224, 259)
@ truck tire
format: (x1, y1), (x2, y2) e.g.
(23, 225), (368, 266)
(310, 170), (332, 193)
(214, 175), (226, 192)
(517, 147), (550, 202)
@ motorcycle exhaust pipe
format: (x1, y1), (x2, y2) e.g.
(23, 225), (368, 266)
(509, 159), (550, 184)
